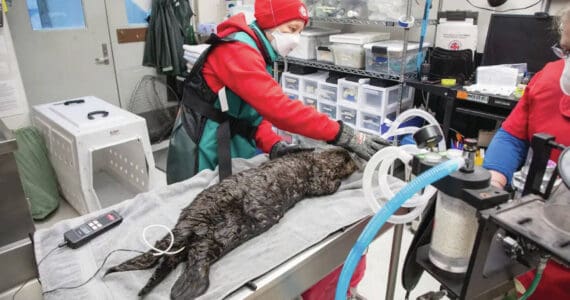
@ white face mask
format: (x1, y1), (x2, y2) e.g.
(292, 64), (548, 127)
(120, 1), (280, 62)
(561, 56), (570, 96)
(269, 30), (300, 57)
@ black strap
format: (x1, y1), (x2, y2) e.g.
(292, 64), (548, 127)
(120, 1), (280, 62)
(181, 33), (263, 181)
(182, 92), (257, 140)
(217, 121), (232, 180)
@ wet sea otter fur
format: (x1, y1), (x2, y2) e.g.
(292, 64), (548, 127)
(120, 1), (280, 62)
(105, 148), (358, 299)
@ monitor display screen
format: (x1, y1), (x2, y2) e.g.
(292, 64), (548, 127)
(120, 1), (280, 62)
(482, 14), (559, 74)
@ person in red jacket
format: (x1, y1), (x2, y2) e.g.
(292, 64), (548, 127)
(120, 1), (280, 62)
(169, 0), (382, 298)
(484, 4), (570, 299)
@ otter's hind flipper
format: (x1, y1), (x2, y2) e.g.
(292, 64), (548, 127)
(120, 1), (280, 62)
(105, 251), (161, 276)
(170, 240), (212, 300)
(105, 233), (177, 276)
(137, 251), (187, 297)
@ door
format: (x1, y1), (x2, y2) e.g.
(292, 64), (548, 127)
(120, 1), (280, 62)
(7, 0), (121, 106)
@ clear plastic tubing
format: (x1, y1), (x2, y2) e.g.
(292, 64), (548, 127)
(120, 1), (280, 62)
(362, 146), (437, 224)
(335, 157), (465, 300)
(382, 108), (446, 151)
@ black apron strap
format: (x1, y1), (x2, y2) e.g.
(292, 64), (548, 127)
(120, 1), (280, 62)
(217, 120), (232, 180)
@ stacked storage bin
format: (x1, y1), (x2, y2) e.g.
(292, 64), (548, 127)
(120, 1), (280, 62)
(281, 72), (303, 102)
(288, 27), (340, 60)
(329, 32), (390, 69)
(364, 40), (429, 76)
(301, 72), (329, 111)
(358, 81), (415, 135)
(337, 77), (370, 128)
(317, 78), (339, 120)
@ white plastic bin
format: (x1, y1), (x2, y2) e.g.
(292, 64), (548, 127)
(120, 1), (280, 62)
(364, 40), (429, 75)
(318, 101), (337, 120)
(304, 96), (318, 110)
(331, 44), (366, 69)
(360, 83), (401, 112)
(359, 110), (384, 134)
(338, 105), (359, 128)
(281, 72), (302, 91)
(318, 81), (338, 103)
(316, 45), (335, 63)
(329, 32), (390, 45)
(33, 96), (155, 215)
(301, 72), (329, 98)
(284, 90), (301, 101)
(338, 78), (370, 105)
(288, 27), (340, 60)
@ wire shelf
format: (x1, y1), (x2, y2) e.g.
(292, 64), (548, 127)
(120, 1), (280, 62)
(278, 57), (418, 82)
(310, 17), (437, 27)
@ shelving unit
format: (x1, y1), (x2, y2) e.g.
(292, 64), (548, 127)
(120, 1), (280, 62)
(278, 57), (418, 81)
(309, 17), (438, 27)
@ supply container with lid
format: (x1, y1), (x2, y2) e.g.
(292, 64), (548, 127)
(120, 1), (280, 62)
(316, 45), (335, 63)
(288, 27), (341, 60)
(364, 40), (429, 75)
(330, 32), (390, 69)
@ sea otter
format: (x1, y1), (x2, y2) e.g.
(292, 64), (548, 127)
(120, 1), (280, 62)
(105, 148), (358, 299)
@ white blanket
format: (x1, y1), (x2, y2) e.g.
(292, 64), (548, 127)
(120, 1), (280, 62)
(34, 154), (372, 299)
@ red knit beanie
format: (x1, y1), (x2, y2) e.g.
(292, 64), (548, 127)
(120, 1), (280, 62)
(254, 0), (309, 30)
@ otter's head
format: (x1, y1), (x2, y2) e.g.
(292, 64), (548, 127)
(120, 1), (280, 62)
(312, 148), (359, 180)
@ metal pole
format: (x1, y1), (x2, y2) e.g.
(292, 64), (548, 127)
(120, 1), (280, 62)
(540, 0), (551, 14)
(385, 224), (405, 300)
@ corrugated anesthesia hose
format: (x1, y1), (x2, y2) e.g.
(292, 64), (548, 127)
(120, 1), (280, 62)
(335, 158), (465, 300)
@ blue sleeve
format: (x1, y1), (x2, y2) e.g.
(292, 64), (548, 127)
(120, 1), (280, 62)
(483, 128), (529, 185)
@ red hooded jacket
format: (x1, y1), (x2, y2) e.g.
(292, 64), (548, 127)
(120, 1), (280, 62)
(201, 14), (340, 153)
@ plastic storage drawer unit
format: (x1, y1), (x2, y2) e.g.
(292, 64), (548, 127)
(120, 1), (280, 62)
(359, 110), (384, 134)
(281, 72), (302, 92)
(318, 81), (338, 103)
(304, 96), (318, 110)
(318, 101), (337, 120)
(33, 96), (156, 215)
(360, 83), (402, 113)
(284, 90), (301, 101)
(338, 78), (370, 105)
(338, 105), (359, 128)
(302, 72), (329, 98)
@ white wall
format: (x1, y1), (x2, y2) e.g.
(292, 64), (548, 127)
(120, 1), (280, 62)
(442, 0), (568, 52)
(0, 11), (30, 129)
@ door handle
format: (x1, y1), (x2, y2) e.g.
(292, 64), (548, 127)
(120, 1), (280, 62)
(95, 43), (110, 65)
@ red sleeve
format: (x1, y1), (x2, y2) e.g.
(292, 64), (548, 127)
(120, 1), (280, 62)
(255, 119), (282, 153)
(502, 72), (542, 140)
(202, 42), (340, 142)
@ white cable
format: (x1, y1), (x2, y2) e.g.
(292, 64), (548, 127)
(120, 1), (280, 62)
(142, 224), (186, 256)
